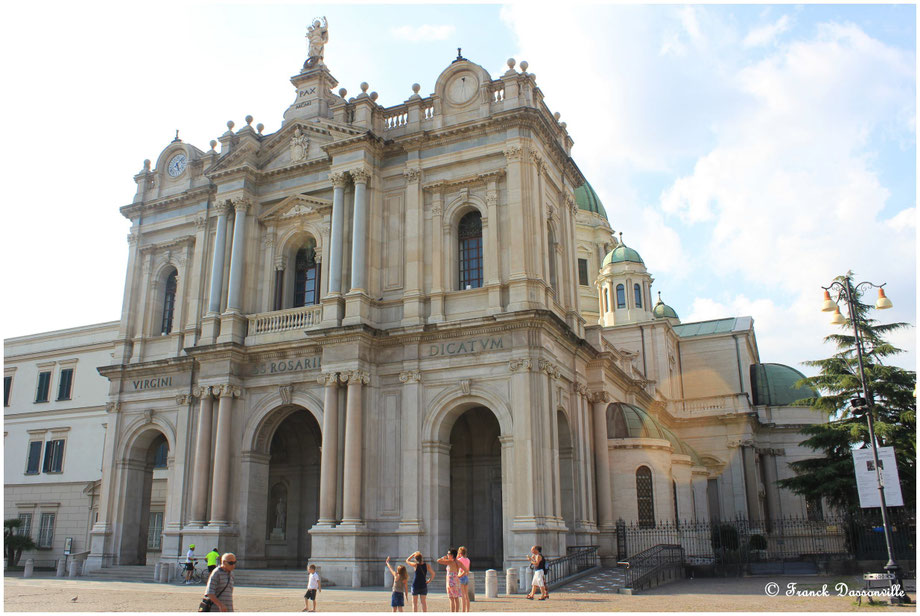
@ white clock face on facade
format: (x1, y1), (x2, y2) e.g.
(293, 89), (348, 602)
(447, 71), (479, 105)
(167, 154), (187, 177)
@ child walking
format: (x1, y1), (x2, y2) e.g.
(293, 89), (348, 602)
(303, 563), (321, 612)
(386, 556), (409, 612)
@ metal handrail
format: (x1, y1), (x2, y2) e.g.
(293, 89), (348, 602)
(545, 545), (599, 588)
(619, 543), (684, 591)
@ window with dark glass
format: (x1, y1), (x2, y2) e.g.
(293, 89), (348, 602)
(4, 375), (11, 407)
(57, 368), (74, 401)
(672, 479), (679, 521)
(42, 439), (64, 473)
(153, 439), (168, 469)
(635, 284), (643, 309)
(293, 245), (320, 307)
(547, 228), (558, 293)
(26, 441), (42, 474)
(616, 284), (626, 309)
(35, 371), (51, 403)
(160, 271), (178, 335)
(458, 211), (483, 289)
(636, 466), (655, 528)
(578, 259), (589, 286)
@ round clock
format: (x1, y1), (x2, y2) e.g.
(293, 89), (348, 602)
(446, 71), (479, 105)
(167, 153), (188, 177)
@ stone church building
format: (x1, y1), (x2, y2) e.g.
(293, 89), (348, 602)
(4, 26), (822, 586)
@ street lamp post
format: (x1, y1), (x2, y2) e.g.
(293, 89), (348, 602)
(821, 270), (905, 603)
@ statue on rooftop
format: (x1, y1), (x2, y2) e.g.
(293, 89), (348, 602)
(304, 17), (328, 70)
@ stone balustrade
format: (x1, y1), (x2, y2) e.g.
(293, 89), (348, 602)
(384, 106), (409, 130)
(247, 305), (323, 335)
(668, 393), (751, 417)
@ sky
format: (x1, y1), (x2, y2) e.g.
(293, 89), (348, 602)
(1, 2), (916, 376)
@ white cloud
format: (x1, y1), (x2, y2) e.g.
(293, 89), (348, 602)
(743, 15), (791, 48)
(390, 24), (455, 42)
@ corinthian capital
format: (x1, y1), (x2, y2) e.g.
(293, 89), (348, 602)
(217, 384), (242, 399)
(350, 167), (370, 185)
(399, 370), (421, 384)
(503, 145), (523, 161)
(590, 390), (610, 404)
(231, 197), (251, 214)
(317, 372), (340, 387)
(329, 171), (348, 188)
(214, 200), (232, 216)
(343, 370), (370, 385)
(403, 167), (421, 183)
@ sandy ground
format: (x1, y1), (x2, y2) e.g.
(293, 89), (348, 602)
(4, 574), (914, 612)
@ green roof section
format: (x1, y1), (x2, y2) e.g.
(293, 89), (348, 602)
(653, 293), (679, 320)
(574, 181), (608, 220)
(671, 316), (753, 338)
(750, 363), (817, 407)
(602, 243), (645, 267)
(607, 402), (703, 465)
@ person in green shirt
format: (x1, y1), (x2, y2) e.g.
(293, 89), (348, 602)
(206, 548), (221, 576)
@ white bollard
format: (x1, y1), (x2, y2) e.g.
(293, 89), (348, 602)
(485, 569), (498, 598)
(159, 561), (170, 584)
(383, 565), (393, 589)
(518, 566), (529, 593)
(153, 562), (162, 582)
(23, 558), (34, 578)
(467, 571), (476, 602)
(56, 559), (66, 577)
(68, 560), (79, 578)
(505, 568), (519, 595)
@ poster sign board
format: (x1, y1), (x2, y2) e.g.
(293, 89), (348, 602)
(853, 446), (903, 508)
(64, 537), (73, 555)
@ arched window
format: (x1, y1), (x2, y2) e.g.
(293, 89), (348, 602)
(160, 270), (177, 335)
(153, 438), (168, 469)
(616, 284), (626, 309)
(293, 245), (320, 307)
(635, 284), (643, 308)
(458, 211), (483, 290)
(636, 466), (655, 528)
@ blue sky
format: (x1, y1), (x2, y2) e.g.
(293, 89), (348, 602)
(2, 3), (915, 375)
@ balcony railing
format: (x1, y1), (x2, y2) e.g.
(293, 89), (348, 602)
(668, 393), (751, 417)
(247, 305), (323, 335)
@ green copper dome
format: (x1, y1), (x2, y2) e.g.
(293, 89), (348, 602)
(606, 402), (702, 465)
(602, 242), (645, 267)
(574, 182), (608, 220)
(653, 293), (679, 320)
(750, 363), (817, 407)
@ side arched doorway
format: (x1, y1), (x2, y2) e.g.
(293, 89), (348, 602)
(449, 407), (503, 569)
(118, 428), (170, 565)
(557, 410), (576, 545)
(248, 406), (322, 569)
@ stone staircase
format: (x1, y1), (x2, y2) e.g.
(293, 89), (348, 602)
(84, 565), (161, 584)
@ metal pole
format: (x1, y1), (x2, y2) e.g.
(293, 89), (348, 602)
(841, 277), (902, 601)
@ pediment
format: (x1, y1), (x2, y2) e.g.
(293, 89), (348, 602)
(261, 193), (332, 222)
(259, 121), (341, 172)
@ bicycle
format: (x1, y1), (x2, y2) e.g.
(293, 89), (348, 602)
(175, 560), (207, 584)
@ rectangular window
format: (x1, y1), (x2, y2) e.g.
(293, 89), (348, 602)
(147, 512), (164, 550)
(578, 259), (589, 286)
(57, 369), (74, 401)
(805, 497), (824, 522)
(42, 439), (65, 473)
(37, 513), (55, 548)
(4, 375), (11, 407)
(26, 441), (43, 474)
(35, 372), (51, 403)
(17, 513), (32, 538)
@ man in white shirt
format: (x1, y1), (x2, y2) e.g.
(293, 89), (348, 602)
(184, 544), (196, 584)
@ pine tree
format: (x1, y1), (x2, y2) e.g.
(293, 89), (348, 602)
(778, 273), (916, 514)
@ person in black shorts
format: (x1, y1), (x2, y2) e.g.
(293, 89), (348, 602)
(303, 564), (321, 612)
(406, 551), (435, 612)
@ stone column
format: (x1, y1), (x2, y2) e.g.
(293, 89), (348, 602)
(209, 384), (240, 525)
(189, 386), (214, 525)
(225, 198), (250, 313)
(740, 442), (762, 522)
(428, 185), (446, 322)
(349, 168), (370, 293)
(592, 393), (613, 528)
(317, 372), (340, 525)
(341, 370), (369, 525)
(327, 172), (347, 295)
(207, 201), (231, 314)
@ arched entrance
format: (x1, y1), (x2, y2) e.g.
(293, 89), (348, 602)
(557, 410), (576, 545)
(449, 407), (503, 568)
(118, 427), (169, 565)
(264, 407), (322, 568)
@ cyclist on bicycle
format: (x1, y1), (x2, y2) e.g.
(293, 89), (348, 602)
(184, 544), (196, 584)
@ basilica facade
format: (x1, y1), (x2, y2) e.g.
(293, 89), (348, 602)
(4, 28), (823, 586)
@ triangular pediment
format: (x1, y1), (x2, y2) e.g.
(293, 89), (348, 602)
(261, 193), (332, 222)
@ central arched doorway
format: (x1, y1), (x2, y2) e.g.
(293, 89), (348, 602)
(265, 407), (322, 568)
(449, 406), (503, 568)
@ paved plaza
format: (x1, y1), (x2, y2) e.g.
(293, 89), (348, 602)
(4, 569), (915, 612)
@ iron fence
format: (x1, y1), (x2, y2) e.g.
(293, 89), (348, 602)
(617, 544), (684, 591)
(545, 545), (599, 588)
(616, 509), (915, 575)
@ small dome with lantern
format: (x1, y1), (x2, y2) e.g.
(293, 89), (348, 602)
(602, 235), (645, 267)
(652, 292), (679, 321)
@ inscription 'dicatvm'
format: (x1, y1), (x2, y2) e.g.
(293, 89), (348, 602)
(427, 337), (505, 357)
